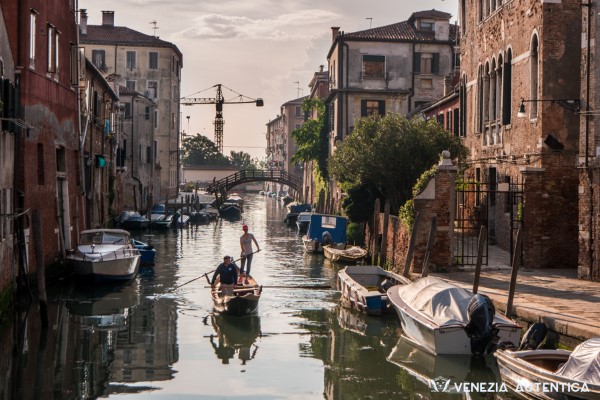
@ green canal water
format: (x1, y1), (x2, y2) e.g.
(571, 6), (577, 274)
(0, 194), (518, 399)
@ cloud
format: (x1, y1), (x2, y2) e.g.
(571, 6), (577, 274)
(173, 9), (339, 41)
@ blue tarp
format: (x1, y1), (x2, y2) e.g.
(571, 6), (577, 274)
(307, 214), (347, 244)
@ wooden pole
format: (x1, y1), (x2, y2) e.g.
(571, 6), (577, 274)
(380, 200), (390, 268)
(421, 216), (437, 278)
(403, 212), (421, 277)
(372, 198), (380, 265)
(32, 209), (48, 327)
(472, 226), (487, 294)
(391, 217), (398, 269)
(506, 228), (523, 318)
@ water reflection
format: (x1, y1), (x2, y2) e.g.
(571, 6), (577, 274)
(207, 315), (261, 365)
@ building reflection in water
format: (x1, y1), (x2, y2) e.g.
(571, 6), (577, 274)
(207, 314), (261, 365)
(64, 278), (179, 398)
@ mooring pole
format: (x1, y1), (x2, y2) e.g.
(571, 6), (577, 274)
(473, 226), (487, 294)
(506, 228), (523, 318)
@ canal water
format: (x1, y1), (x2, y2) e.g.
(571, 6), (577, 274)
(1, 194), (516, 399)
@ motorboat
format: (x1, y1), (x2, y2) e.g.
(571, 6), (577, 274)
(67, 229), (140, 282)
(189, 209), (210, 224)
(387, 276), (522, 355)
(119, 211), (149, 230)
(150, 203), (166, 222)
(151, 214), (173, 230)
(226, 194), (244, 212)
(302, 213), (347, 253)
(337, 265), (410, 316)
(296, 211), (312, 232)
(219, 202), (242, 219)
(202, 204), (220, 220)
(131, 239), (156, 265)
(324, 245), (368, 264)
(173, 210), (190, 228)
(495, 337), (600, 399)
(211, 275), (262, 316)
(284, 202), (311, 225)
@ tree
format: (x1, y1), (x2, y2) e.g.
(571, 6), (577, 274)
(330, 114), (468, 215)
(181, 134), (230, 166)
(229, 150), (255, 170)
(291, 98), (329, 179)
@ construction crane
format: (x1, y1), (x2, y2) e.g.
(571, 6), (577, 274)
(181, 84), (264, 154)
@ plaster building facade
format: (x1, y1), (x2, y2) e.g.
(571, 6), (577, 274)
(326, 10), (458, 212)
(1, 0), (82, 269)
(117, 86), (157, 213)
(80, 59), (119, 229)
(79, 10), (182, 202)
(460, 0), (581, 268)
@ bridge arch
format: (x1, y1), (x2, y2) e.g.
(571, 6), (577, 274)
(205, 169), (301, 199)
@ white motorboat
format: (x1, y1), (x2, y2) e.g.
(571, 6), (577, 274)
(337, 265), (410, 316)
(67, 229), (140, 282)
(387, 276), (522, 355)
(495, 338), (600, 399)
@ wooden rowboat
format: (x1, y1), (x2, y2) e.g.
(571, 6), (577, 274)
(211, 275), (262, 316)
(324, 245), (368, 263)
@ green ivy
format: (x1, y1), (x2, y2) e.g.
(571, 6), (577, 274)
(398, 165), (438, 230)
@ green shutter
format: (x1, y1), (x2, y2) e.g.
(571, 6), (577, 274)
(413, 52), (421, 73)
(432, 53), (440, 74)
(378, 100), (385, 116)
(361, 100), (367, 117)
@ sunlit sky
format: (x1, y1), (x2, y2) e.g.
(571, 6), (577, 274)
(79, 0), (458, 159)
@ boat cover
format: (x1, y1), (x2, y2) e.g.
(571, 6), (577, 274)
(555, 337), (600, 385)
(396, 276), (473, 326)
(307, 214), (347, 244)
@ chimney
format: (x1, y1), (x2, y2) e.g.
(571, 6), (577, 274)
(319, 65), (324, 73)
(102, 11), (115, 27)
(331, 27), (340, 42)
(443, 75), (452, 96)
(80, 9), (88, 35)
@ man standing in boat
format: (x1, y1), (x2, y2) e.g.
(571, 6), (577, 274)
(211, 255), (238, 295)
(239, 224), (260, 284)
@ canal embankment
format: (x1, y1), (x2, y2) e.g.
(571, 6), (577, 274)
(431, 245), (600, 348)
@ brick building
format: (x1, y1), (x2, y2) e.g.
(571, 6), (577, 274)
(1, 0), (82, 269)
(459, 0), (581, 268)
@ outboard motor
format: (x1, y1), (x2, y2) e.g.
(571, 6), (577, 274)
(322, 231), (333, 246)
(466, 294), (496, 355)
(518, 322), (548, 350)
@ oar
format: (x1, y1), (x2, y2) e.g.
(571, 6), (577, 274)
(202, 284), (332, 290)
(166, 250), (262, 294)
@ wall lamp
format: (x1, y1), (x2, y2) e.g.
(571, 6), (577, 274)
(517, 98), (581, 118)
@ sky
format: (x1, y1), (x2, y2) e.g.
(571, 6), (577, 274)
(79, 0), (458, 159)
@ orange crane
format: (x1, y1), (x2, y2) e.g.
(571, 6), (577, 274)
(181, 84), (264, 154)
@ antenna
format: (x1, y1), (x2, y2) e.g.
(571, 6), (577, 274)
(294, 81), (301, 98)
(366, 17), (373, 28)
(149, 20), (159, 37)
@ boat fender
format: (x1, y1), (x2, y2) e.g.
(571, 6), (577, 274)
(322, 231), (333, 246)
(518, 322), (548, 350)
(466, 293), (497, 355)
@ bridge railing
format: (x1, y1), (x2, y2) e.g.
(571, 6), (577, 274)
(205, 169), (301, 194)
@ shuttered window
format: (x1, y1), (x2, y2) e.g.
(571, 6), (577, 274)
(360, 100), (385, 117)
(362, 55), (385, 79)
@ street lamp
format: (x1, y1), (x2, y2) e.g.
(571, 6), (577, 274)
(517, 98), (581, 118)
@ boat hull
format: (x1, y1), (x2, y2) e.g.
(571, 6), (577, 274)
(338, 265), (410, 316)
(69, 253), (140, 282)
(495, 349), (600, 400)
(324, 245), (368, 263)
(302, 236), (345, 254)
(211, 277), (261, 316)
(219, 204), (242, 219)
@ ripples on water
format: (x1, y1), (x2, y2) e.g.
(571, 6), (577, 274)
(0, 193), (517, 399)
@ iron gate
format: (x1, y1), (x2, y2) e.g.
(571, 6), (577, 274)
(454, 177), (524, 266)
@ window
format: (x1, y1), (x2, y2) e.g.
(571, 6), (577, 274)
(420, 20), (435, 32)
(149, 52), (158, 69)
(154, 110), (158, 128)
(47, 25), (58, 73)
(502, 49), (513, 125)
(295, 106), (301, 117)
(145, 106), (150, 120)
(420, 78), (433, 89)
(530, 35), (539, 118)
(37, 143), (44, 185)
(362, 55), (385, 79)
(360, 100), (385, 117)
(413, 52), (439, 74)
(126, 80), (136, 90)
(147, 81), (158, 99)
(124, 102), (131, 118)
(29, 11), (37, 68)
(91, 49), (106, 70)
(126, 51), (136, 70)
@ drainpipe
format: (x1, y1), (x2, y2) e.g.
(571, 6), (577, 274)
(337, 33), (344, 141)
(408, 43), (416, 112)
(343, 39), (349, 141)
